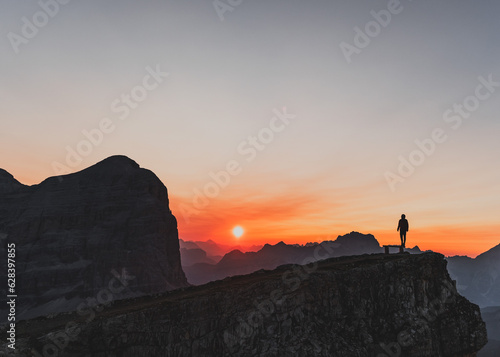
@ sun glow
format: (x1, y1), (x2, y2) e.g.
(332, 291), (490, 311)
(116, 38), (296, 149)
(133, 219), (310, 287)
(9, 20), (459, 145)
(232, 226), (244, 238)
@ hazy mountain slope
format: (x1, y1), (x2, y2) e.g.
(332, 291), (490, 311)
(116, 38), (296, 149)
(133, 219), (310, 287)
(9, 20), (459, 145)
(478, 306), (500, 356)
(447, 244), (500, 308)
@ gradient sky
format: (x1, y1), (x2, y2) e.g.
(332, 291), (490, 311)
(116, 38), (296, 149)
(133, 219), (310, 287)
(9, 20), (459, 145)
(1, 0), (499, 257)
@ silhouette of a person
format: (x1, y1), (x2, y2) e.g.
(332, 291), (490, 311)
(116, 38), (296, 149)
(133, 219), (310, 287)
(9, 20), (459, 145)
(397, 214), (409, 248)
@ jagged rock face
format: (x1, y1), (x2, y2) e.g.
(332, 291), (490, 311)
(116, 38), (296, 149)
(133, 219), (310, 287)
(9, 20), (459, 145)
(12, 253), (487, 356)
(0, 156), (188, 320)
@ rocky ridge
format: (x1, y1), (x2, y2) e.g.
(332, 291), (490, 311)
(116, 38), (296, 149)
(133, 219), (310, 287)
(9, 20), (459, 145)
(7, 252), (488, 356)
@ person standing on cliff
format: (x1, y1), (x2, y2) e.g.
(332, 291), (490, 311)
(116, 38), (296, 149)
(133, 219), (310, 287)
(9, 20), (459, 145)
(397, 214), (409, 248)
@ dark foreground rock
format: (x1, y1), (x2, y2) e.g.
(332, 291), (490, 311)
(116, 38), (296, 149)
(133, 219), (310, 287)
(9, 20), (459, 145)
(5, 252), (487, 356)
(0, 156), (188, 321)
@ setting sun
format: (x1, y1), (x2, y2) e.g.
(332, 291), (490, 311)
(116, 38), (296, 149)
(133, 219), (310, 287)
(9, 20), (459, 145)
(232, 226), (244, 238)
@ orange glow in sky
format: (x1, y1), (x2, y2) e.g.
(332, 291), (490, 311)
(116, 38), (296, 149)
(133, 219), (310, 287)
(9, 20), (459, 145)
(4, 161), (498, 259)
(171, 191), (499, 259)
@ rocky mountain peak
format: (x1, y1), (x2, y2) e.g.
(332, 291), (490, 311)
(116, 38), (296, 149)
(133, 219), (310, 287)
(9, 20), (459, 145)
(82, 155), (140, 173)
(0, 168), (24, 194)
(0, 156), (188, 320)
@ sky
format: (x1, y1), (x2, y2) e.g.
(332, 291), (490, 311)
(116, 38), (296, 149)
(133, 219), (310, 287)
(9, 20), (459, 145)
(1, 0), (499, 257)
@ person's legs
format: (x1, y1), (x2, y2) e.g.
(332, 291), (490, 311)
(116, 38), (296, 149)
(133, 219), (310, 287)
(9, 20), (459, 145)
(402, 231), (406, 247)
(400, 231), (404, 247)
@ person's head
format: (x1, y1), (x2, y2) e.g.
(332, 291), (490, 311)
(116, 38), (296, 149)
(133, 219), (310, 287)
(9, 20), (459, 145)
(401, 214), (406, 219)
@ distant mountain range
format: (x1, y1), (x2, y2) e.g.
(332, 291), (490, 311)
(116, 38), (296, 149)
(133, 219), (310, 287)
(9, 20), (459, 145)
(182, 232), (424, 285)
(447, 244), (500, 308)
(179, 239), (262, 266)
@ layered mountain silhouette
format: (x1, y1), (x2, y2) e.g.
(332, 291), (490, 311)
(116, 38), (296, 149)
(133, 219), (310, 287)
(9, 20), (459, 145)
(180, 247), (217, 266)
(183, 232), (424, 285)
(447, 244), (500, 308)
(0, 156), (188, 321)
(445, 245), (500, 356)
(446, 245), (500, 355)
(179, 239), (262, 266)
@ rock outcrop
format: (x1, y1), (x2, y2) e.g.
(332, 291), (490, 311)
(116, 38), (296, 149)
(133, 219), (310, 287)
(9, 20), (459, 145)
(8, 252), (487, 356)
(0, 156), (188, 321)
